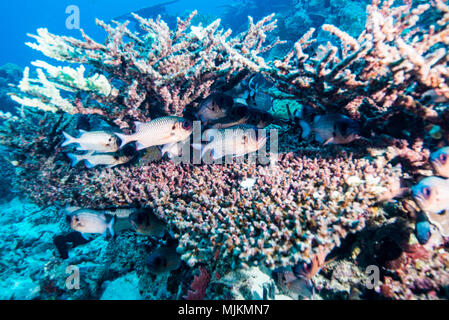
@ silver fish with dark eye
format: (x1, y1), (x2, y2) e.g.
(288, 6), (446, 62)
(69, 209), (115, 237)
(196, 124), (267, 161)
(300, 113), (360, 145)
(430, 146), (449, 178)
(62, 130), (120, 153)
(195, 93), (234, 125)
(115, 116), (193, 151)
(411, 176), (449, 237)
(66, 151), (133, 168)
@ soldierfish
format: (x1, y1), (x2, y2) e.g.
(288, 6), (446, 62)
(411, 176), (449, 236)
(115, 117), (193, 151)
(196, 125), (267, 160)
(430, 147), (449, 178)
(66, 151), (133, 168)
(411, 177), (449, 214)
(70, 209), (115, 237)
(146, 245), (181, 274)
(129, 209), (166, 238)
(300, 113), (360, 145)
(62, 130), (120, 153)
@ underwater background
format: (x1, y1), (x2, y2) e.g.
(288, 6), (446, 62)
(0, 0), (449, 300)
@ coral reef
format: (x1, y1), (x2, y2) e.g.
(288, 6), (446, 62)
(267, 0), (449, 140)
(12, 144), (402, 269)
(2, 0), (449, 300)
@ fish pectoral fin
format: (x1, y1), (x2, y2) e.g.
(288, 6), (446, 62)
(106, 216), (116, 238)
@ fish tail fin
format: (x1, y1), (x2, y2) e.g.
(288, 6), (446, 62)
(114, 132), (132, 149)
(299, 120), (311, 139)
(108, 216), (116, 238)
(62, 132), (77, 147)
(66, 153), (82, 167)
(323, 137), (334, 146)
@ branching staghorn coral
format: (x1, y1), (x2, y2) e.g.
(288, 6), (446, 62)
(266, 0), (449, 133)
(10, 12), (283, 128)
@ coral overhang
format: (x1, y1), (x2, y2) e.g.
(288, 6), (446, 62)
(2, 0), (449, 273)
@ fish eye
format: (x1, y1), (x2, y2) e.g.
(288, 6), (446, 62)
(182, 121), (192, 130)
(440, 153), (448, 163)
(423, 187), (432, 199)
(340, 123), (349, 135)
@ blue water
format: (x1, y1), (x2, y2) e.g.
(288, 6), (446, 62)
(0, 0), (235, 67)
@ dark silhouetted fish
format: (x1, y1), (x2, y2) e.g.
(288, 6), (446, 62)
(129, 209), (166, 238)
(300, 113), (360, 145)
(146, 243), (181, 274)
(114, 0), (179, 22)
(196, 93), (234, 125)
(53, 232), (93, 259)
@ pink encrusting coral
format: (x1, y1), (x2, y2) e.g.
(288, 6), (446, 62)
(12, 145), (402, 269)
(184, 266), (211, 300)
